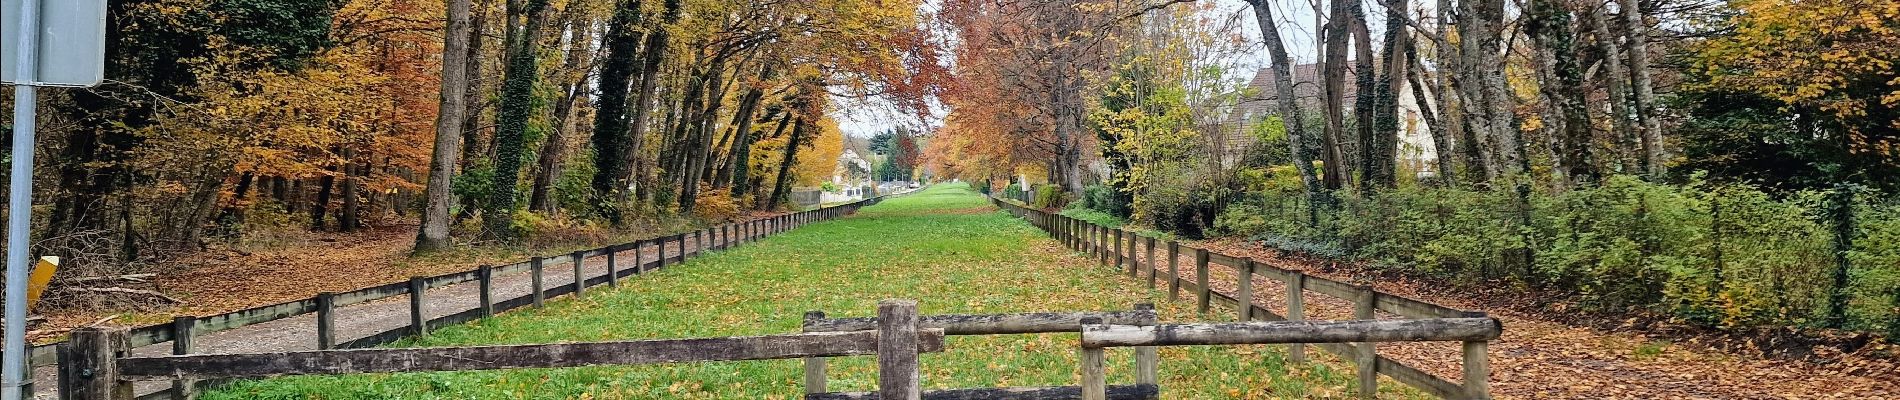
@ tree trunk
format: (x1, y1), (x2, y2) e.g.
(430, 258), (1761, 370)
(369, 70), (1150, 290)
(628, 0), (682, 203)
(1247, 0), (1325, 207)
(417, 0), (474, 251)
(1364, 0), (1405, 190)
(530, 12), (594, 213)
(1350, 2), (1379, 190)
(587, 0), (645, 221)
(1586, 3), (1638, 174)
(483, 0), (552, 240)
(1529, 0), (1597, 187)
(1620, 0), (1664, 178)
(455, 0), (489, 223)
(715, 68), (769, 190)
(765, 116), (808, 211)
(1321, 0), (1350, 190)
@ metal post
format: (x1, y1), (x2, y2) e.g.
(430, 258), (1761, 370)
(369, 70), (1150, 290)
(3, 0), (42, 392)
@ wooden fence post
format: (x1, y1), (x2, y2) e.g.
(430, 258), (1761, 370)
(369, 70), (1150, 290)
(315, 292), (336, 350)
(1079, 317), (1106, 400)
(802, 310), (828, 394)
(1134, 303), (1157, 387)
(1238, 260), (1255, 321)
(572, 251), (586, 297)
(1097, 226), (1109, 267)
(606, 246), (619, 287)
(1354, 285), (1377, 399)
(1113, 229), (1125, 272)
(634, 239), (647, 274)
(1286, 272), (1307, 364)
(656, 238), (669, 270)
(479, 265), (495, 317)
(877, 299), (921, 400)
(1167, 241), (1181, 300)
(65, 327), (132, 400)
(1463, 312), (1492, 400)
(531, 257), (546, 308)
(409, 277), (428, 335)
(1144, 237), (1157, 289)
(1195, 249), (1211, 313)
(171, 316), (196, 400)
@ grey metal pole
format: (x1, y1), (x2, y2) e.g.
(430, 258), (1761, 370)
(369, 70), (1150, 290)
(3, 0), (43, 397)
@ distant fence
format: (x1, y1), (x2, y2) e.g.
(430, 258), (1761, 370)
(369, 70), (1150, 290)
(991, 197), (1496, 399)
(18, 192), (904, 399)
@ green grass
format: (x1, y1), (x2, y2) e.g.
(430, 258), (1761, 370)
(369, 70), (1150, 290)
(205, 184), (1421, 399)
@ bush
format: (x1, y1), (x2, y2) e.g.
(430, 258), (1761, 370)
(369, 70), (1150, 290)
(1031, 184), (1069, 208)
(692, 189), (742, 221)
(1218, 176), (1900, 334)
(1078, 184), (1129, 217)
(1002, 182), (1024, 200)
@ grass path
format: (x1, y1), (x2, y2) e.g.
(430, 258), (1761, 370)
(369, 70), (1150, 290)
(207, 184), (1421, 399)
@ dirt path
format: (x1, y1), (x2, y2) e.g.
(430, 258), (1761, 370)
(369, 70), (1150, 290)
(1100, 235), (1898, 399)
(28, 220), (771, 399)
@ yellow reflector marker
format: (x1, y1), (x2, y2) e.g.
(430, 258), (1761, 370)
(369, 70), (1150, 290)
(26, 256), (58, 311)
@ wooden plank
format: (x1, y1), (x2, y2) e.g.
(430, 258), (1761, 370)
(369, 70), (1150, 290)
(186, 298), (319, 335)
(1355, 286), (1378, 398)
(409, 277), (428, 336)
(316, 292), (335, 350)
(1375, 292), (1468, 319)
(1464, 340), (1491, 399)
(806, 311), (1152, 335)
(805, 385), (1159, 400)
(1286, 272), (1307, 364)
(121, 329), (948, 380)
(1238, 260), (1255, 321)
(1195, 249), (1210, 313)
(1079, 317), (1106, 400)
(171, 316), (197, 400)
(1301, 274), (1361, 300)
(1082, 318), (1501, 348)
(66, 328), (133, 400)
(803, 311), (828, 394)
(333, 281), (410, 308)
(877, 300), (922, 400)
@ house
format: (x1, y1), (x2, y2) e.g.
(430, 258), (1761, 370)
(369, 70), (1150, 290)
(1221, 64), (1441, 177)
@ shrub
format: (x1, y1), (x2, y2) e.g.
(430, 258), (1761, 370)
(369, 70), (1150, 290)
(1216, 177), (1900, 334)
(693, 189), (742, 221)
(1031, 184), (1069, 208)
(1002, 183), (1024, 200)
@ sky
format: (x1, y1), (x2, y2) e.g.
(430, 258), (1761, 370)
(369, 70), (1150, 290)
(830, 0), (1335, 138)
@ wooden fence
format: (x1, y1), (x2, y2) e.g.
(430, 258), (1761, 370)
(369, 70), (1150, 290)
(60, 300), (945, 400)
(19, 193), (903, 399)
(801, 305), (1162, 400)
(991, 197), (1496, 399)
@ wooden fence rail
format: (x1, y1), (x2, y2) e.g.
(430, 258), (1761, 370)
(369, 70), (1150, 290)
(61, 300), (943, 400)
(801, 305), (1160, 399)
(22, 191), (910, 399)
(1078, 319), (1500, 400)
(990, 197), (1496, 400)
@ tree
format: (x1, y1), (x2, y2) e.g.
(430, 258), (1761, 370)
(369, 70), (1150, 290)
(418, 0), (476, 252)
(482, 0), (553, 240)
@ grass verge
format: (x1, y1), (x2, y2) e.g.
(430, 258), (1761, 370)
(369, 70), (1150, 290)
(205, 184), (1422, 399)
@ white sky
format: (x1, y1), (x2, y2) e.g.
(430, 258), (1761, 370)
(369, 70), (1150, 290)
(831, 0), (1335, 138)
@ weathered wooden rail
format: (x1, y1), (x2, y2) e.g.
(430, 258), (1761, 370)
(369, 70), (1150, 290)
(991, 197), (1497, 399)
(17, 193), (904, 399)
(1077, 318), (1501, 400)
(801, 305), (1162, 400)
(60, 300), (945, 400)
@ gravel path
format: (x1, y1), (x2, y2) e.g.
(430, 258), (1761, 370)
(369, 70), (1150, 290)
(29, 219), (778, 399)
